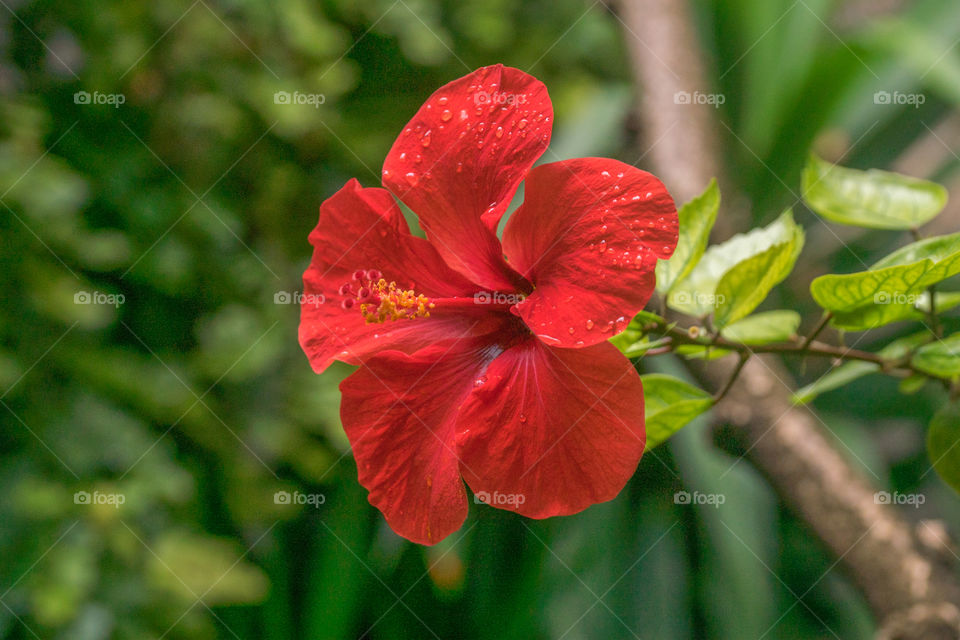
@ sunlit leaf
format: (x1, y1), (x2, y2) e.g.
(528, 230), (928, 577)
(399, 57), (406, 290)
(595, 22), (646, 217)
(802, 153), (947, 229)
(911, 333), (960, 378)
(641, 374), (713, 450)
(720, 310), (801, 345)
(811, 231), (960, 313)
(669, 210), (803, 320)
(831, 290), (960, 331)
(656, 178), (720, 294)
(714, 227), (804, 327)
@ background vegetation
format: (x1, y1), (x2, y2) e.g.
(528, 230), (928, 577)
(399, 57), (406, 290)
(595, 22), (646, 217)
(2, 0), (959, 638)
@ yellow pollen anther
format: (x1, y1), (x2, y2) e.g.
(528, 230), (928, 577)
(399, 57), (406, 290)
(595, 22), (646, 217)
(360, 278), (434, 324)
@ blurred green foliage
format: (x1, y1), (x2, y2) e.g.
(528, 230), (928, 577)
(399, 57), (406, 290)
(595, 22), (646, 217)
(1, 0), (959, 638)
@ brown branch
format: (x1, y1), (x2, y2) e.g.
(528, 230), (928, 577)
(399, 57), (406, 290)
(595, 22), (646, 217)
(613, 1), (960, 638)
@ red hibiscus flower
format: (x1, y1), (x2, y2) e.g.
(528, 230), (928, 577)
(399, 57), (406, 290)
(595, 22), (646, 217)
(299, 65), (678, 545)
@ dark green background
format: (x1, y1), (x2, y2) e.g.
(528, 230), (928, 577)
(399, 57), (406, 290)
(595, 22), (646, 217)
(2, 0), (959, 638)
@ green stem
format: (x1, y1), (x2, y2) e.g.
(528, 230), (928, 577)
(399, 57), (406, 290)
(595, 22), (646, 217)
(645, 319), (935, 380)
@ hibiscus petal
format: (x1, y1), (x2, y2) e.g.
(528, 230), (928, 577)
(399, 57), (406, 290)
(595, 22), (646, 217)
(502, 158), (678, 347)
(299, 179), (488, 373)
(381, 64), (552, 291)
(340, 338), (502, 545)
(456, 339), (646, 519)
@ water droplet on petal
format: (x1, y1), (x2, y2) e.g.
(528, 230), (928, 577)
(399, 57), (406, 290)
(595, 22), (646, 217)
(440, 109), (452, 122)
(519, 413), (527, 424)
(517, 119), (528, 129)
(421, 131), (432, 147)
(404, 172), (418, 186)
(568, 326), (575, 334)
(438, 96), (448, 105)
(495, 126), (503, 138)
(474, 375), (487, 387)
(586, 319), (594, 330)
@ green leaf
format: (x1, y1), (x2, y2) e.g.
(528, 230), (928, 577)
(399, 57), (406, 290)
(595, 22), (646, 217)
(831, 291), (960, 331)
(792, 331), (931, 403)
(802, 153), (947, 229)
(714, 227), (804, 327)
(669, 209), (804, 320)
(609, 310), (667, 356)
(641, 374), (713, 450)
(674, 345), (733, 360)
(927, 402), (960, 494)
(656, 178), (720, 294)
(918, 291), (960, 315)
(912, 333), (960, 378)
(898, 374), (928, 395)
(792, 360), (878, 404)
(720, 311), (801, 345)
(811, 231), (960, 313)
(620, 336), (672, 359)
